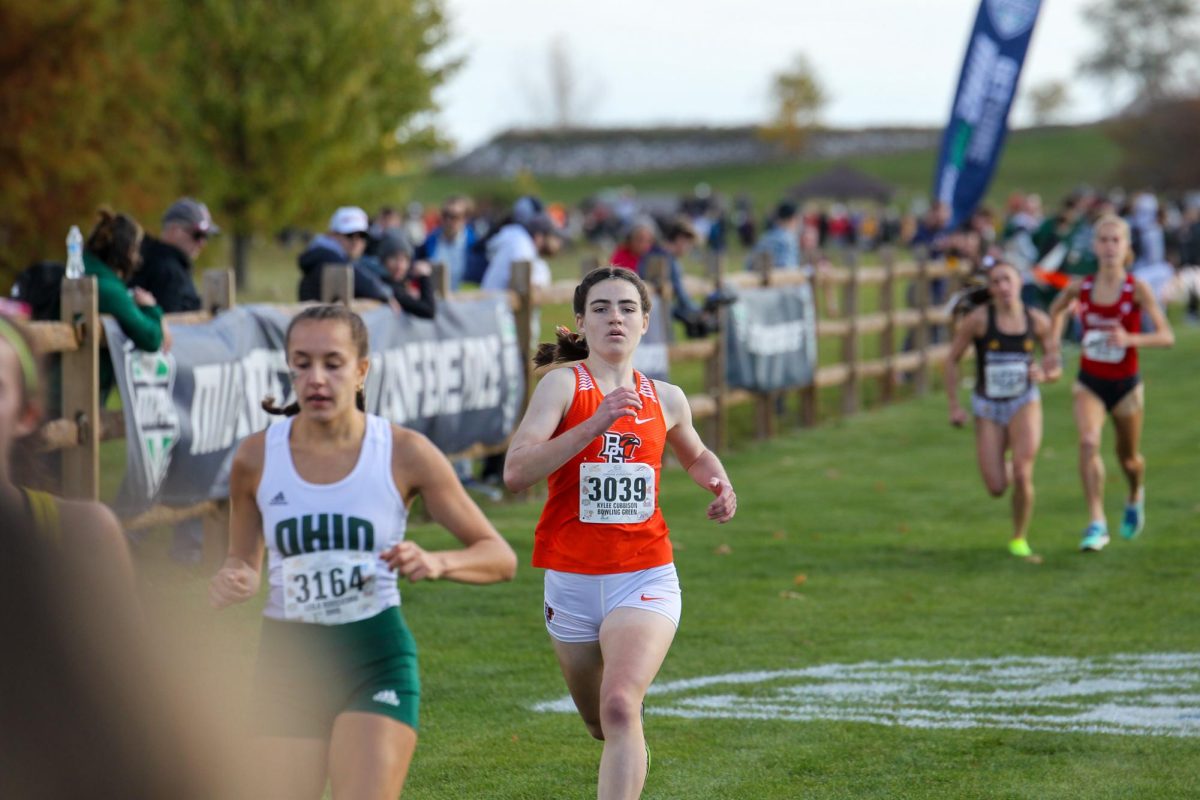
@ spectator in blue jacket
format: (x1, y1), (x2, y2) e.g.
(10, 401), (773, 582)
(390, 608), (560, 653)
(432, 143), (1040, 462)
(640, 216), (703, 325)
(416, 196), (478, 291)
(747, 202), (802, 270)
(297, 207), (392, 303)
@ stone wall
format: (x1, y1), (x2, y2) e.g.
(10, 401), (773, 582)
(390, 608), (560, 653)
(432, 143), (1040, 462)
(439, 125), (940, 178)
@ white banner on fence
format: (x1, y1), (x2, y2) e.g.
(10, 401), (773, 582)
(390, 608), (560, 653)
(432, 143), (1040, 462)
(725, 284), (818, 391)
(103, 298), (524, 512)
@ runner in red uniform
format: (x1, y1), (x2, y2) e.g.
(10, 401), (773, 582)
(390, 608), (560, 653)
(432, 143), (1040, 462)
(1049, 215), (1174, 551)
(505, 267), (736, 800)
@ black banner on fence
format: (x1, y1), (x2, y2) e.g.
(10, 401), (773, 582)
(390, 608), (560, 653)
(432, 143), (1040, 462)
(103, 298), (524, 512)
(724, 284), (817, 392)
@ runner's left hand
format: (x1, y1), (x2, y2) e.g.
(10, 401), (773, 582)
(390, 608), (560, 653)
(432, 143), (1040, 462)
(382, 541), (446, 582)
(706, 477), (736, 523)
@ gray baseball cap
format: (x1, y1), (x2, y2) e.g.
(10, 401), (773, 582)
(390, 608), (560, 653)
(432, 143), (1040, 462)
(162, 197), (220, 235)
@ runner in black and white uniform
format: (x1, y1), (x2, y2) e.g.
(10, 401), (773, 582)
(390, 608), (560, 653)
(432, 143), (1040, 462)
(209, 304), (515, 799)
(946, 261), (1061, 557)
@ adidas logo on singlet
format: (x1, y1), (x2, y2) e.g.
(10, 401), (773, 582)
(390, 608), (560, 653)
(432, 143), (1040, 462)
(373, 689), (401, 707)
(269, 491), (287, 506)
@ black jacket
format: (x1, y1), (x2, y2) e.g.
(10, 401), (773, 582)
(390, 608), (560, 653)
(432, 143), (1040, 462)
(297, 235), (392, 303)
(130, 236), (201, 313)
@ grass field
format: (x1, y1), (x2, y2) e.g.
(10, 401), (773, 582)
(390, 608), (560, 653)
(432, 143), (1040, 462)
(132, 318), (1200, 799)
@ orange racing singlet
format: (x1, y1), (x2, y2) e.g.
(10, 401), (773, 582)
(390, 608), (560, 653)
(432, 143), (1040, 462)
(532, 363), (672, 574)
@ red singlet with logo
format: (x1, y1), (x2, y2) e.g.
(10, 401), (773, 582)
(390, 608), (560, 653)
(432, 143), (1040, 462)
(532, 363), (672, 574)
(1078, 273), (1140, 380)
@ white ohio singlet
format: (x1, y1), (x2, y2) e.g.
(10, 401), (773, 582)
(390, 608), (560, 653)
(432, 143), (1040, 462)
(257, 414), (407, 623)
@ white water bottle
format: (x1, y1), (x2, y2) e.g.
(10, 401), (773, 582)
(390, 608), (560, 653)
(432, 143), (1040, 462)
(66, 225), (84, 279)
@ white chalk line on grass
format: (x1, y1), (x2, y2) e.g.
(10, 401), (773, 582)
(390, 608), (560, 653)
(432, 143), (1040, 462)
(531, 653), (1200, 737)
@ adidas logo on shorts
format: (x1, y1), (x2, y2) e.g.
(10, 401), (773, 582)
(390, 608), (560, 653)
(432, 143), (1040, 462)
(373, 689), (401, 707)
(269, 491), (288, 506)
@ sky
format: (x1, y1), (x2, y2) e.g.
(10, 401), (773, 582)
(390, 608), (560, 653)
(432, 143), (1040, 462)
(433, 0), (1121, 152)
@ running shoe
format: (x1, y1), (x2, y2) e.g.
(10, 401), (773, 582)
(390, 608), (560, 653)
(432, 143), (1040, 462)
(1120, 497), (1145, 540)
(1008, 538), (1033, 558)
(1079, 522), (1110, 552)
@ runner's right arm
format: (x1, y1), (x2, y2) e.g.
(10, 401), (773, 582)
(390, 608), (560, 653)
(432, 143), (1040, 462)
(209, 434), (265, 609)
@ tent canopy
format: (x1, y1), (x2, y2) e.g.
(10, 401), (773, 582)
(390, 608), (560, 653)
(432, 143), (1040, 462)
(789, 163), (894, 203)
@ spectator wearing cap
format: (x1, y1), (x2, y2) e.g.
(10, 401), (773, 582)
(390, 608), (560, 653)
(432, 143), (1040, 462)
(297, 206), (392, 303)
(129, 198), (218, 313)
(747, 201), (802, 270)
(416, 196), (478, 291)
(610, 216), (658, 270)
(480, 212), (562, 291)
(361, 232), (437, 319)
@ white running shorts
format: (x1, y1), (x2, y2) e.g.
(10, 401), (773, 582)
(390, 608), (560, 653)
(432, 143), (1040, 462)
(543, 564), (682, 643)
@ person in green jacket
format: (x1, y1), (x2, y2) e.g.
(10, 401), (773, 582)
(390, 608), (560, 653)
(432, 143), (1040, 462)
(83, 209), (171, 398)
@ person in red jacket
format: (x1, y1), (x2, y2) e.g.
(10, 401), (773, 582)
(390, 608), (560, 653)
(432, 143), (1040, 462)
(609, 217), (658, 271)
(1049, 214), (1174, 552)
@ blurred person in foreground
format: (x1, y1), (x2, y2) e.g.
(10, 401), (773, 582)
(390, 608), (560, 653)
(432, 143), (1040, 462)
(0, 313), (239, 798)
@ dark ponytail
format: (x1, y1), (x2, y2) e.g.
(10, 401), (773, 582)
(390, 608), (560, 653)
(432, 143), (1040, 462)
(85, 208), (143, 279)
(263, 305), (370, 416)
(533, 326), (590, 368)
(532, 266), (652, 367)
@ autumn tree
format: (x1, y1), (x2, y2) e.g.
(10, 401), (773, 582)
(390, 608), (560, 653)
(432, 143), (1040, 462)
(0, 1), (177, 285)
(761, 54), (828, 155)
(1078, 0), (1200, 104)
(166, 0), (457, 286)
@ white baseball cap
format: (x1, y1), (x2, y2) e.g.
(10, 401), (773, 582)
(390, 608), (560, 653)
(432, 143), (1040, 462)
(329, 206), (369, 235)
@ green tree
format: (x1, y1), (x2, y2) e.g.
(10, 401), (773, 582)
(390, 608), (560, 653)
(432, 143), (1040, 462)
(0, 1), (176, 286)
(761, 54), (828, 155)
(1078, 0), (1200, 103)
(167, 0), (457, 286)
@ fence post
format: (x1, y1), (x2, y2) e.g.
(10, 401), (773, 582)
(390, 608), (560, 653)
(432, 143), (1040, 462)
(707, 251), (728, 452)
(580, 254), (601, 279)
(510, 260), (534, 411)
(797, 265), (820, 428)
(59, 277), (100, 500)
(880, 247), (896, 404)
(429, 261), (451, 298)
(914, 252), (932, 396)
(840, 250), (861, 416)
(320, 264), (354, 305)
(751, 251), (776, 439)
(202, 269), (236, 315)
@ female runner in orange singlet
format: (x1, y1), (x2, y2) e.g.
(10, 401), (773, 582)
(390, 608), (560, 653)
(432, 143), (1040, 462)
(504, 267), (737, 800)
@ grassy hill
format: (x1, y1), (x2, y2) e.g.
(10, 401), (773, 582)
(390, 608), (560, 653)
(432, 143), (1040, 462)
(398, 124), (1120, 213)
